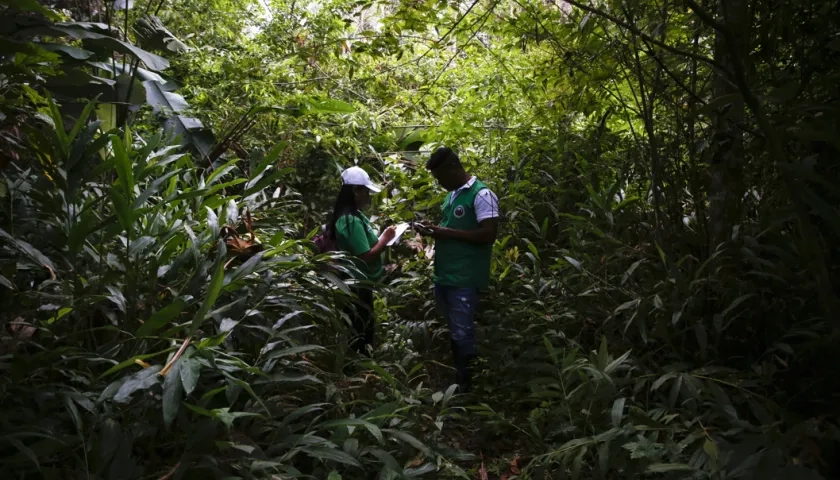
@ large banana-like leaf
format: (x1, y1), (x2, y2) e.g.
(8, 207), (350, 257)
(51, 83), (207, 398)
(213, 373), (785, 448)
(143, 80), (188, 113)
(134, 15), (188, 53)
(163, 115), (216, 160)
(52, 23), (170, 71)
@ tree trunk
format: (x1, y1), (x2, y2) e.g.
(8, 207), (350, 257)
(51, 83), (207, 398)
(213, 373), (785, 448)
(707, 0), (749, 247)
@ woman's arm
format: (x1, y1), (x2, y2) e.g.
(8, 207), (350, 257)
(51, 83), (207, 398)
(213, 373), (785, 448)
(338, 215), (396, 263)
(359, 226), (395, 262)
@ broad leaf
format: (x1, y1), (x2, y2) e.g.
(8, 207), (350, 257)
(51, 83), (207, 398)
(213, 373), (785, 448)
(113, 365), (163, 403)
(162, 359), (183, 426)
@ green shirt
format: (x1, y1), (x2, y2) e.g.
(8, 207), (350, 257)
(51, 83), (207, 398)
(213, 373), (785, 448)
(335, 212), (383, 281)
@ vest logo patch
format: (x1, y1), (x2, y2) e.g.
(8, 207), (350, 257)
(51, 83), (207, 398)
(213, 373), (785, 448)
(453, 205), (466, 218)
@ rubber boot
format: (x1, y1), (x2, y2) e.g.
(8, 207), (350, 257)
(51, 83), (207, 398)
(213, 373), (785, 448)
(455, 355), (472, 393)
(452, 343), (474, 393)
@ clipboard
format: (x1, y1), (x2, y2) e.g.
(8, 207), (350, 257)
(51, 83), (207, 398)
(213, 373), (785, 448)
(381, 222), (410, 246)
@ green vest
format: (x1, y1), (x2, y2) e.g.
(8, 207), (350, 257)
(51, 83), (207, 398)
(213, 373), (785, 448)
(434, 179), (493, 289)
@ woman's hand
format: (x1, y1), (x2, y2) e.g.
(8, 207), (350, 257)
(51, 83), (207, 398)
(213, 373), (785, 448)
(381, 225), (397, 243)
(361, 225), (398, 262)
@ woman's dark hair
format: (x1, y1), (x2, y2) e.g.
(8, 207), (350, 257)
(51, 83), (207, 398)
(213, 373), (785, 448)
(327, 184), (361, 241)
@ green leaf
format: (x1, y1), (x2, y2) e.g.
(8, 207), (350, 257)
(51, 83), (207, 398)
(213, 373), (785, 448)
(180, 357), (201, 395)
(99, 347), (177, 378)
(1, 0), (60, 19)
(597, 336), (608, 370)
(383, 429), (432, 455)
(64, 395), (83, 431)
(0, 228), (57, 272)
(162, 359), (183, 427)
(53, 25), (170, 71)
(327, 471), (342, 480)
(211, 408), (259, 429)
(280, 403), (329, 427)
(96, 103), (117, 132)
(301, 97), (355, 115)
(68, 98), (98, 147)
(225, 251), (265, 285)
(225, 199), (238, 225)
(133, 170), (181, 208)
(108, 189), (133, 230)
(263, 344), (325, 360)
(164, 115), (215, 159)
(138, 298), (186, 336)
(110, 135), (134, 197)
(646, 463), (695, 473)
(301, 445), (362, 467)
(722, 294), (755, 318)
(442, 383), (458, 406)
(205, 158), (240, 186)
(564, 255), (582, 270)
(611, 397), (625, 427)
(367, 447), (403, 474)
(320, 418), (383, 444)
(2, 437), (41, 471)
(243, 166), (294, 197)
(48, 306), (73, 324)
(143, 80), (188, 113)
(405, 463), (437, 477)
(189, 240), (227, 336)
(113, 365), (163, 403)
(704, 438), (719, 463)
(255, 141), (288, 173)
(323, 271), (350, 294)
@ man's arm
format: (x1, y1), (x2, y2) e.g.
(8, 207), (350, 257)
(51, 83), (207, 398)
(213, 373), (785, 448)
(434, 187), (499, 243)
(430, 218), (499, 244)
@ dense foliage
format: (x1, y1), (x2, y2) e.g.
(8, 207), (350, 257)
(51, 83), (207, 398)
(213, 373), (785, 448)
(1, 0), (838, 479)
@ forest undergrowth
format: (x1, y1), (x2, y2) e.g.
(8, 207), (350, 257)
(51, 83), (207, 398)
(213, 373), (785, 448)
(2, 0), (840, 479)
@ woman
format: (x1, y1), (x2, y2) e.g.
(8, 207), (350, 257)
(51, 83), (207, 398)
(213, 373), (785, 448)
(328, 166), (395, 356)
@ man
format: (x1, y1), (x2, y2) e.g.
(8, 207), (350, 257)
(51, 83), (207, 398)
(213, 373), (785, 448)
(420, 147), (500, 392)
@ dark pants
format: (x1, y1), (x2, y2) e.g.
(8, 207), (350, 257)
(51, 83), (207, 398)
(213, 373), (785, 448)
(435, 285), (479, 356)
(435, 284), (480, 389)
(345, 287), (375, 356)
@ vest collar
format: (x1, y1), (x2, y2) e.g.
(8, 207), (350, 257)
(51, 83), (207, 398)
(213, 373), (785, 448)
(454, 176), (477, 193)
(448, 176), (477, 204)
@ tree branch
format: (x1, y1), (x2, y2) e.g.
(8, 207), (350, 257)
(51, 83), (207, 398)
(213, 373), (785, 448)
(555, 0), (726, 72)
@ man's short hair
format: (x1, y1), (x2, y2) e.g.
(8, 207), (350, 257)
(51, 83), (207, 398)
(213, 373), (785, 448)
(426, 146), (461, 170)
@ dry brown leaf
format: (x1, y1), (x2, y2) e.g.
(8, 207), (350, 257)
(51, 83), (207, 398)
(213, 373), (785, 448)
(221, 226), (263, 259)
(510, 455), (521, 474)
(156, 462), (180, 480)
(8, 317), (36, 341)
(244, 208), (257, 240)
(478, 460), (489, 480)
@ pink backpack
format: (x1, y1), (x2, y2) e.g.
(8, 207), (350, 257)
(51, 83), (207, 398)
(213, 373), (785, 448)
(312, 224), (336, 254)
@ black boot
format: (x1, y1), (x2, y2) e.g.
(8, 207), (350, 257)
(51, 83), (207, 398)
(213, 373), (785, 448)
(452, 345), (474, 393)
(455, 356), (471, 393)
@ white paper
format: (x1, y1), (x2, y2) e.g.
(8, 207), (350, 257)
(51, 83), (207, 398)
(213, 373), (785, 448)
(382, 222), (410, 246)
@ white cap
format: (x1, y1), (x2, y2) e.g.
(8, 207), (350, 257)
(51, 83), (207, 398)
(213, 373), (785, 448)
(341, 166), (382, 193)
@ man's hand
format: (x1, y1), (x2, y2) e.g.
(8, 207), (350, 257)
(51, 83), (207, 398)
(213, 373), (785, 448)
(428, 219), (498, 244)
(414, 222), (435, 237)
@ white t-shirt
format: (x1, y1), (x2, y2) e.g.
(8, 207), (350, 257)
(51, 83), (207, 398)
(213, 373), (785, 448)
(447, 177), (500, 223)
